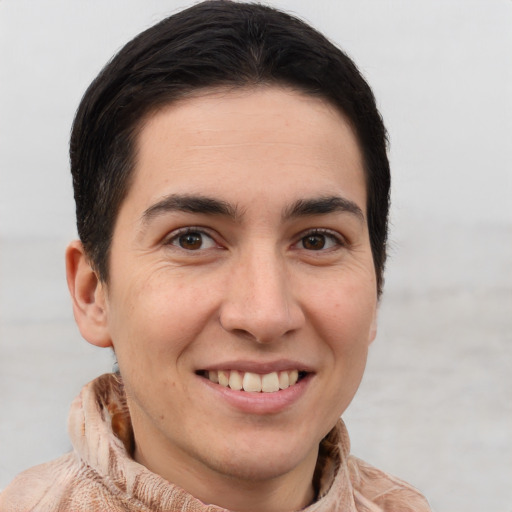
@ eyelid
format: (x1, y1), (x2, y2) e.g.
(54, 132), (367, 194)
(164, 226), (220, 249)
(294, 228), (347, 249)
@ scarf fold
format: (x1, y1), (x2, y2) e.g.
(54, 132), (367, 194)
(1, 373), (431, 512)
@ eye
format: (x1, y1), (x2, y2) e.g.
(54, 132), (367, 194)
(168, 228), (217, 251)
(296, 230), (343, 251)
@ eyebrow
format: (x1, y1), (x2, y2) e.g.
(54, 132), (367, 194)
(141, 194), (241, 224)
(283, 196), (365, 222)
(141, 193), (364, 227)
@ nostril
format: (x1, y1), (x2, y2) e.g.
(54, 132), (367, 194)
(231, 328), (258, 341)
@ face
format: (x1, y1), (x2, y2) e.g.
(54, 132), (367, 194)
(97, 87), (377, 495)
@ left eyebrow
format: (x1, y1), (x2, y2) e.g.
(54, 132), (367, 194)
(282, 196), (365, 222)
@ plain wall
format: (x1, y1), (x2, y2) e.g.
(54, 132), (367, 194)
(1, 2), (511, 511)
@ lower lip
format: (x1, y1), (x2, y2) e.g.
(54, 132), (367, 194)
(197, 373), (313, 415)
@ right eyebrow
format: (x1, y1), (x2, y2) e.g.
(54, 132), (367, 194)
(140, 194), (241, 225)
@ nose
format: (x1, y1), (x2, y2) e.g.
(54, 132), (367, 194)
(219, 247), (305, 343)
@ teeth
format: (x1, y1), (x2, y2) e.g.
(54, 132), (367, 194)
(278, 371), (289, 390)
(243, 372), (262, 392)
(206, 369), (304, 392)
(228, 370), (243, 391)
(218, 370), (229, 387)
(261, 372), (279, 393)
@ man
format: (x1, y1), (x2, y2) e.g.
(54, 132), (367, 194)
(0, 2), (431, 510)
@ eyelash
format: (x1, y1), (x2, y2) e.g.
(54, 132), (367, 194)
(294, 228), (346, 251)
(163, 227), (346, 252)
(164, 226), (218, 251)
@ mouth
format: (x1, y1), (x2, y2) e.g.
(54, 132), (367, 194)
(195, 369), (309, 393)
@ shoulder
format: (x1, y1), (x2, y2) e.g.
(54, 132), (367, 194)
(0, 452), (148, 512)
(0, 453), (85, 511)
(347, 455), (432, 512)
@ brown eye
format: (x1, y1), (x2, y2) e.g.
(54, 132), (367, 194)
(296, 230), (342, 251)
(169, 229), (217, 251)
(302, 234), (326, 250)
(178, 232), (203, 250)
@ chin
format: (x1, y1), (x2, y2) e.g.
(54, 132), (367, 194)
(204, 430), (319, 482)
(211, 453), (308, 483)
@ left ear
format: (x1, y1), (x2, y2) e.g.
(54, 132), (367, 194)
(65, 240), (112, 348)
(368, 309), (378, 345)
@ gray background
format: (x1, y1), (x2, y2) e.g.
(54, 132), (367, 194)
(1, 1), (511, 511)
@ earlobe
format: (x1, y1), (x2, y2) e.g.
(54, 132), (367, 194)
(65, 240), (112, 348)
(368, 310), (378, 345)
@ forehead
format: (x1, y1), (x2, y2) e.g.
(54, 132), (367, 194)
(124, 86), (366, 217)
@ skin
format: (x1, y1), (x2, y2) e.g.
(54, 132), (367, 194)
(67, 86), (378, 512)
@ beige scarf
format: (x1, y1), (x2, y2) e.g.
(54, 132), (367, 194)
(1, 374), (431, 511)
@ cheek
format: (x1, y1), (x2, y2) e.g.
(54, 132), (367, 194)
(108, 273), (219, 366)
(305, 280), (376, 396)
(309, 278), (376, 339)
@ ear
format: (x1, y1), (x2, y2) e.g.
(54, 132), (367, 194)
(368, 308), (378, 345)
(65, 240), (112, 348)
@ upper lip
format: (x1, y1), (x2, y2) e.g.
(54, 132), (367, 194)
(197, 359), (314, 374)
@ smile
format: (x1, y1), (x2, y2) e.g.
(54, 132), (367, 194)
(197, 369), (307, 393)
